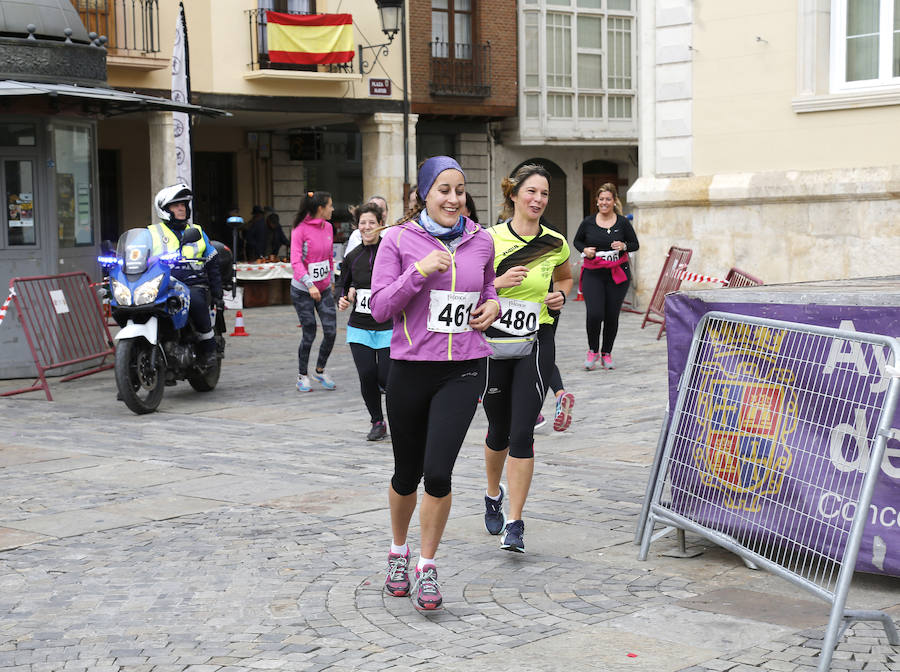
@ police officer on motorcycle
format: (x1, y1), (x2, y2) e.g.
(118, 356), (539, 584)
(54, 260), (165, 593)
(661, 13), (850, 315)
(149, 183), (223, 368)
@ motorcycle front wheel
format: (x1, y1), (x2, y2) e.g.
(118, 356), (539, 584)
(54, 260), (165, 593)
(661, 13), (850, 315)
(187, 355), (220, 392)
(115, 339), (165, 414)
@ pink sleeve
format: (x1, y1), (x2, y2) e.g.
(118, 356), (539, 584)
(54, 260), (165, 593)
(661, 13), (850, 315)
(290, 226), (308, 281)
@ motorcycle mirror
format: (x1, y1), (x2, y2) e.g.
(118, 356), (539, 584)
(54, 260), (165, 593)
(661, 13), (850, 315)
(181, 227), (202, 245)
(101, 239), (116, 255)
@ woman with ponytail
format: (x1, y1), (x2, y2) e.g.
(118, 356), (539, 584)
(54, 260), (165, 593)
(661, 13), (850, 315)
(290, 190), (338, 392)
(572, 182), (639, 370)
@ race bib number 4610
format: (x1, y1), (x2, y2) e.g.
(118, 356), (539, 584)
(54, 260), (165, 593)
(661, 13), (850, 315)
(308, 259), (330, 282)
(427, 290), (479, 333)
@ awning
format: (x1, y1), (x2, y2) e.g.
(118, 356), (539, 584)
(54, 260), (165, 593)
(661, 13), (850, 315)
(0, 80), (230, 117)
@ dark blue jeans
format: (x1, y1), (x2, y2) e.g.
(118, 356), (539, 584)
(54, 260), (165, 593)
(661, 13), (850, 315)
(291, 286), (336, 376)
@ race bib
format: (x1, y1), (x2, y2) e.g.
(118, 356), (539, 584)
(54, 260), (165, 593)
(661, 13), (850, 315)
(427, 290), (479, 333)
(354, 288), (372, 315)
(308, 259), (330, 282)
(493, 297), (540, 336)
(597, 249), (620, 261)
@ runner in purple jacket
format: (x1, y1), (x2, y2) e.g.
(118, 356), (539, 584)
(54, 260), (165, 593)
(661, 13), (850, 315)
(370, 156), (500, 612)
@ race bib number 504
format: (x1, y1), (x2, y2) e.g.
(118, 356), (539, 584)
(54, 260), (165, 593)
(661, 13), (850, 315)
(308, 259), (330, 282)
(427, 290), (479, 333)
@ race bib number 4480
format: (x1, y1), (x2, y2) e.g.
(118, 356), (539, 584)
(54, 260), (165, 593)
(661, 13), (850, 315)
(427, 290), (479, 333)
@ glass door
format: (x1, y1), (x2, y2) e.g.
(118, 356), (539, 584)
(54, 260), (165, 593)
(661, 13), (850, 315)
(5, 159), (36, 247)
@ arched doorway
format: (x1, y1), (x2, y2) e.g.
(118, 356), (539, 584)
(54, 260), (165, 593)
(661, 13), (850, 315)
(511, 158), (567, 238)
(583, 159), (627, 217)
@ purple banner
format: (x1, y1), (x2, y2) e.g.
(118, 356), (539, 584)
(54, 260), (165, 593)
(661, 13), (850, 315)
(665, 295), (900, 577)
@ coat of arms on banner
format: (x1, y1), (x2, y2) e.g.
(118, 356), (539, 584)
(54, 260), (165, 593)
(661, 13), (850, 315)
(693, 323), (799, 512)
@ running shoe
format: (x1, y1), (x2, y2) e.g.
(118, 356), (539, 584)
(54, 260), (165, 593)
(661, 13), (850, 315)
(311, 370), (336, 390)
(500, 519), (525, 553)
(584, 350), (600, 370)
(484, 483), (507, 535)
(412, 564), (443, 611)
(553, 392), (575, 432)
(367, 420), (387, 441)
(601, 353), (614, 369)
(296, 374), (311, 392)
(534, 414), (547, 430)
(384, 549), (411, 597)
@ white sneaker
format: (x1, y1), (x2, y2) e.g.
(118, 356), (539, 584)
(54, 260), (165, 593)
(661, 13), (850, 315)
(296, 375), (311, 392)
(311, 370), (336, 390)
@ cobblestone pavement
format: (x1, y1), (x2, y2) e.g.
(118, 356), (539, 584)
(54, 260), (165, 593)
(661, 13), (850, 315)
(0, 299), (898, 671)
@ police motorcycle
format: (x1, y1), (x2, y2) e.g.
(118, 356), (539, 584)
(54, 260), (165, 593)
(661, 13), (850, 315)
(100, 227), (233, 414)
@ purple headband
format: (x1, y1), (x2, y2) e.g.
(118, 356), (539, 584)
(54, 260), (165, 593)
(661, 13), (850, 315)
(417, 156), (465, 200)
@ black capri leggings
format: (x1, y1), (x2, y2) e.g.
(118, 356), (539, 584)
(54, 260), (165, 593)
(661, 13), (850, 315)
(349, 342), (390, 423)
(386, 358), (485, 498)
(582, 268), (630, 354)
(483, 323), (556, 459)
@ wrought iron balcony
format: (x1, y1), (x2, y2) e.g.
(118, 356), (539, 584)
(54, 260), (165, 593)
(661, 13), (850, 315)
(246, 9), (354, 74)
(429, 41), (491, 98)
(72, 0), (161, 56)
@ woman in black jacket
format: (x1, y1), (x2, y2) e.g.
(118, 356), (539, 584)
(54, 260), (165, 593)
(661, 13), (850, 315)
(572, 182), (639, 370)
(338, 202), (393, 440)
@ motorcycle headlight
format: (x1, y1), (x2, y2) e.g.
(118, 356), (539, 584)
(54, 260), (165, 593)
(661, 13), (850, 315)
(134, 274), (164, 306)
(112, 279), (132, 306)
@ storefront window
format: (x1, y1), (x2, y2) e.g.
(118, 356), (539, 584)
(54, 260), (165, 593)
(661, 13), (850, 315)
(54, 126), (95, 247)
(0, 124), (36, 146)
(5, 160), (35, 246)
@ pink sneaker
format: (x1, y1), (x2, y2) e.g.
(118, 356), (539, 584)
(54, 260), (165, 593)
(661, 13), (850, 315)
(412, 564), (443, 611)
(601, 353), (614, 369)
(584, 350), (599, 370)
(384, 549), (411, 597)
(553, 392), (575, 432)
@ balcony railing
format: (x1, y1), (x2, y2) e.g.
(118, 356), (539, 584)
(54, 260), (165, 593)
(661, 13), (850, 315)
(72, 0), (160, 55)
(429, 41), (491, 98)
(246, 9), (353, 74)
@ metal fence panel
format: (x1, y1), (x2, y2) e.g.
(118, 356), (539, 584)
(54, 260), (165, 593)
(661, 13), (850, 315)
(638, 311), (900, 671)
(0, 272), (114, 401)
(641, 246), (692, 339)
(725, 266), (764, 288)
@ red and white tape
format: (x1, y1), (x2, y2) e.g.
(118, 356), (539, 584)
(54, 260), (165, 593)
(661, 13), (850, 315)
(0, 287), (15, 329)
(675, 270), (729, 285)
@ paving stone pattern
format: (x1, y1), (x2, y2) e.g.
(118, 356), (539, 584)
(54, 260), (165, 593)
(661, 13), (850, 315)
(0, 300), (898, 671)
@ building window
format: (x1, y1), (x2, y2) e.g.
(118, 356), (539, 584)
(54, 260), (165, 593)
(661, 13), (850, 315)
(521, 0), (636, 126)
(432, 0), (473, 60)
(831, 0), (900, 90)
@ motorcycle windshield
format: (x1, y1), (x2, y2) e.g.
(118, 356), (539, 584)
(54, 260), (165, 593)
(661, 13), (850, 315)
(117, 229), (154, 275)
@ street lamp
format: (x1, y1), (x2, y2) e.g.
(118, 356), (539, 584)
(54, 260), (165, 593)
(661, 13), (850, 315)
(358, 0), (403, 75)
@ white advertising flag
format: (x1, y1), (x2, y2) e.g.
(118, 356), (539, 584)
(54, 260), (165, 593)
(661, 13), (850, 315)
(172, 2), (192, 198)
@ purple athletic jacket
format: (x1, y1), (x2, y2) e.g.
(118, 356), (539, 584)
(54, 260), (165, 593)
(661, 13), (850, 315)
(370, 217), (498, 362)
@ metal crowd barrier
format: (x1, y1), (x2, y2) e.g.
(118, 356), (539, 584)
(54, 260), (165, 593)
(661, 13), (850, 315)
(640, 246), (692, 339)
(638, 311), (900, 670)
(725, 266), (764, 288)
(0, 272), (114, 401)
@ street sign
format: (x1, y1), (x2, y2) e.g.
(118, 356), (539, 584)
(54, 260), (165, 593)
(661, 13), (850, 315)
(369, 78), (391, 96)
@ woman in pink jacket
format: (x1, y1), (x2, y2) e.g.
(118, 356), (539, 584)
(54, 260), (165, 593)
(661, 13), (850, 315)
(370, 156), (500, 612)
(290, 191), (337, 392)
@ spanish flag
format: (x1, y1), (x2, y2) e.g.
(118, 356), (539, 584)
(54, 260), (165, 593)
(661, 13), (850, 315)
(266, 11), (354, 65)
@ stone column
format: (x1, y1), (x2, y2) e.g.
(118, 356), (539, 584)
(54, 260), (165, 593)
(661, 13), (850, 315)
(148, 111), (176, 221)
(359, 112), (418, 221)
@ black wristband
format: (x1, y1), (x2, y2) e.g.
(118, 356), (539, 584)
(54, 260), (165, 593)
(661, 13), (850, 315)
(559, 290), (566, 305)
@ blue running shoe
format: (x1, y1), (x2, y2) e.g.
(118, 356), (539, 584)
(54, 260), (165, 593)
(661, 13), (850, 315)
(500, 519), (525, 553)
(311, 370), (336, 390)
(296, 374), (311, 392)
(484, 483), (506, 535)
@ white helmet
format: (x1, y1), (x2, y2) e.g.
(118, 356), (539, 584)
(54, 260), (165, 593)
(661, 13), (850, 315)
(154, 183), (193, 224)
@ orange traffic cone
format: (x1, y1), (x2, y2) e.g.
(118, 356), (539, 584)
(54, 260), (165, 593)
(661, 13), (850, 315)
(229, 310), (249, 337)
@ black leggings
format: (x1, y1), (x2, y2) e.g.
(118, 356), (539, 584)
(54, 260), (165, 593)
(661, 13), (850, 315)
(349, 342), (390, 423)
(291, 287), (337, 375)
(386, 358), (485, 498)
(483, 324), (555, 459)
(582, 268), (630, 354)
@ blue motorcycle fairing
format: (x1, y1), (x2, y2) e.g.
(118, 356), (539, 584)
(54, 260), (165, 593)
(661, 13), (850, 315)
(108, 247), (191, 330)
